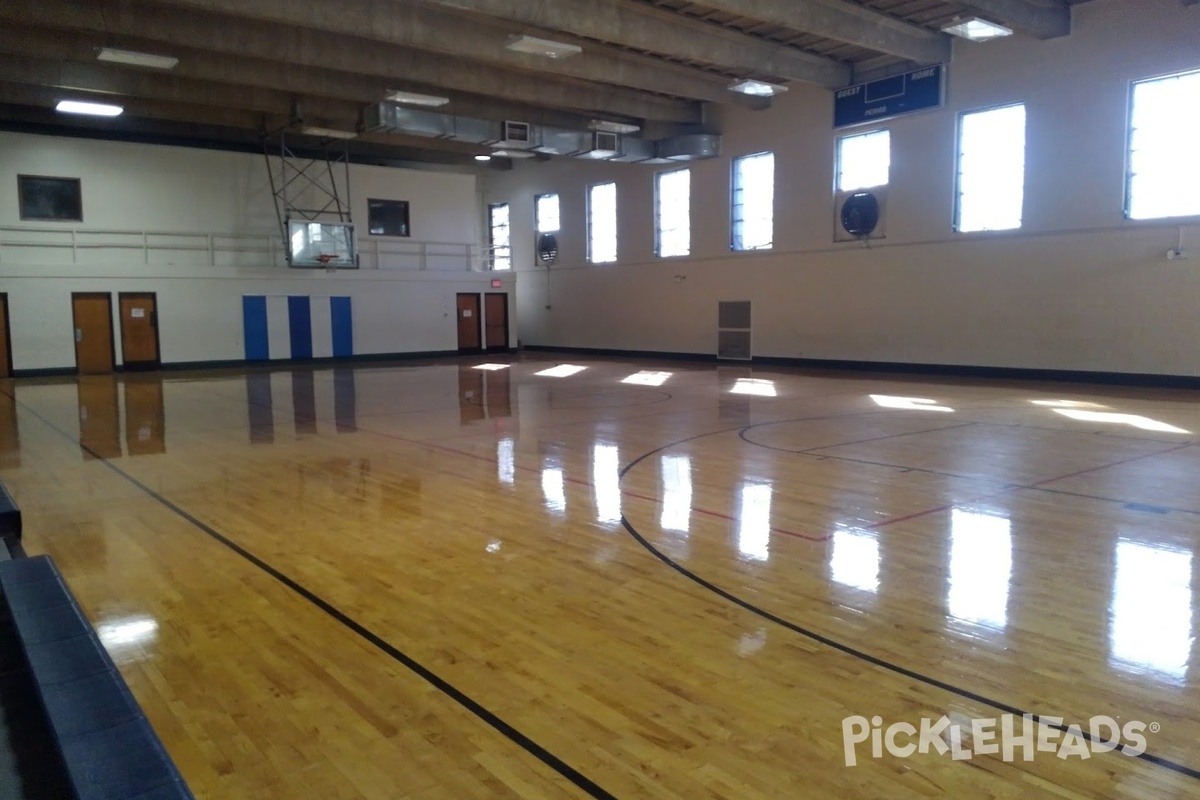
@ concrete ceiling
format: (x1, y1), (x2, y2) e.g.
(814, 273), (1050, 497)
(0, 0), (1084, 167)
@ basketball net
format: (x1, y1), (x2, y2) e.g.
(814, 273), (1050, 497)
(316, 253), (339, 273)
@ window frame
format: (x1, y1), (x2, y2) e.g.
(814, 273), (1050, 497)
(488, 201), (511, 271)
(587, 181), (617, 265)
(535, 192), (561, 234)
(18, 175), (83, 222)
(366, 198), (410, 237)
(835, 129), (890, 193)
(731, 151), (775, 252)
(1124, 67), (1200, 222)
(654, 167), (691, 259)
(953, 102), (1027, 234)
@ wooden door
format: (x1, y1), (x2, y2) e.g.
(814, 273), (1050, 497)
(0, 294), (12, 379)
(72, 293), (115, 375)
(124, 375), (165, 456)
(118, 293), (160, 368)
(456, 294), (481, 352)
(484, 293), (509, 350)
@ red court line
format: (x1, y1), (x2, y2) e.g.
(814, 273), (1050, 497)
(869, 441), (1195, 530)
(359, 425), (828, 542)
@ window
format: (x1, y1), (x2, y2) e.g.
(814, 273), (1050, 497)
(588, 182), (617, 264)
(18, 175), (82, 221)
(535, 193), (560, 233)
(955, 104), (1026, 232)
(488, 202), (511, 271)
(367, 199), (409, 236)
(836, 130), (889, 191)
(1127, 69), (1200, 220)
(732, 152), (774, 251)
(655, 168), (690, 257)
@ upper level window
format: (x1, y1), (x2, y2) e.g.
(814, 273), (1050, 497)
(588, 182), (617, 264)
(488, 202), (511, 270)
(836, 130), (890, 191)
(655, 168), (691, 257)
(732, 152), (774, 251)
(956, 103), (1026, 232)
(1128, 68), (1200, 220)
(535, 192), (560, 233)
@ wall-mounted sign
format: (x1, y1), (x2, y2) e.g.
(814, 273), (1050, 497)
(834, 65), (945, 129)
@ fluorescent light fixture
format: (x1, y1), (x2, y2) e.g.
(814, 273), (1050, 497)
(385, 89), (450, 106)
(731, 378), (777, 397)
(729, 79), (788, 97)
(472, 363), (510, 371)
(535, 364), (586, 378)
(1053, 409), (1190, 434)
(870, 395), (953, 412)
(942, 17), (1013, 41)
(56, 100), (123, 117)
(490, 149), (537, 159)
(505, 34), (582, 59)
(97, 47), (178, 70)
(589, 119), (641, 135)
(474, 154), (492, 162)
(621, 371), (671, 386)
(299, 125), (357, 139)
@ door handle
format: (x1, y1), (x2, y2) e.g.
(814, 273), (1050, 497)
(75, 328), (82, 342)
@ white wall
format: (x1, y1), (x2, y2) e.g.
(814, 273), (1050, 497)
(0, 132), (517, 370)
(483, 0), (1200, 376)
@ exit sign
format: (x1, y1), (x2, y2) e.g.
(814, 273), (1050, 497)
(491, 279), (502, 288)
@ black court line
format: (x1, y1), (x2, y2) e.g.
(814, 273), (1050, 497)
(5, 391), (619, 800)
(619, 423), (1200, 783)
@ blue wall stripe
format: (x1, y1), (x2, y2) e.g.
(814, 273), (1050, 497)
(242, 296), (269, 361)
(331, 297), (353, 357)
(288, 296), (313, 360)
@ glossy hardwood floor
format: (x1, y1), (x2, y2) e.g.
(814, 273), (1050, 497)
(1, 356), (1197, 799)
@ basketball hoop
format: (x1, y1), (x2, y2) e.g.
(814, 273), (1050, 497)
(315, 253), (340, 271)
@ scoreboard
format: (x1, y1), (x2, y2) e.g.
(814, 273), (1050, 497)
(834, 65), (945, 129)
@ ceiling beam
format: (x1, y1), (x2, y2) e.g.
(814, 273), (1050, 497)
(667, 0), (949, 64)
(0, 25), (662, 131)
(0, 81), (496, 161)
(0, 0), (710, 121)
(75, 0), (723, 107)
(950, 0), (1071, 38)
(0, 86), (492, 165)
(0, 54), (363, 126)
(421, 0), (849, 86)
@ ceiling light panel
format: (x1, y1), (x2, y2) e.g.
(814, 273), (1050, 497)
(942, 18), (1014, 41)
(505, 34), (582, 59)
(97, 47), (179, 70)
(56, 100), (123, 117)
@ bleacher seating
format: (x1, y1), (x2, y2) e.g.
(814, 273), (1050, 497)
(0, 555), (194, 800)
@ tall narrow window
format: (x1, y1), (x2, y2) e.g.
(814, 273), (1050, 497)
(535, 192), (560, 233)
(655, 168), (690, 257)
(588, 182), (617, 264)
(836, 130), (890, 191)
(1127, 69), (1200, 220)
(732, 152), (774, 251)
(488, 202), (511, 271)
(956, 103), (1026, 232)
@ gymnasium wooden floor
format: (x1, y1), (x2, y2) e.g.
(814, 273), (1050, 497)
(1, 355), (1197, 799)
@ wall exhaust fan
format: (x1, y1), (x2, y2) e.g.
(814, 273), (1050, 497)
(537, 233), (559, 265)
(834, 189), (886, 242)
